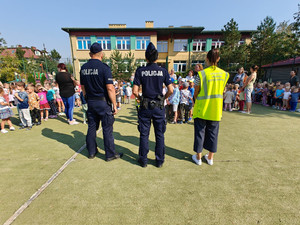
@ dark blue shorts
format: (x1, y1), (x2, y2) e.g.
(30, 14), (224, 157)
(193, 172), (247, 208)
(193, 118), (220, 153)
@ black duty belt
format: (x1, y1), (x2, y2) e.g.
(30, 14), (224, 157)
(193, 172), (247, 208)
(87, 96), (106, 101)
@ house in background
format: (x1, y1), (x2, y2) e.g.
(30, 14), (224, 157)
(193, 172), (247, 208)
(62, 21), (253, 79)
(262, 56), (300, 83)
(0, 45), (43, 59)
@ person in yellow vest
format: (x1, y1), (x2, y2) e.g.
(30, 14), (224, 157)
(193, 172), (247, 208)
(192, 49), (229, 166)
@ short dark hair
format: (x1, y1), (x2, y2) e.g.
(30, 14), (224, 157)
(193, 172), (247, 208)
(16, 82), (25, 88)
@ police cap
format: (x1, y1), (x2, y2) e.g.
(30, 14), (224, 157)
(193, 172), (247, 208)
(145, 42), (158, 63)
(90, 43), (103, 54)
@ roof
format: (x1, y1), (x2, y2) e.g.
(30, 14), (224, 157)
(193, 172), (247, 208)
(62, 27), (205, 36)
(0, 47), (40, 59)
(262, 56), (300, 68)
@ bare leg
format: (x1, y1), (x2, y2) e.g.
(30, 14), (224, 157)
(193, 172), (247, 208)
(1, 120), (5, 130)
(246, 102), (252, 113)
(7, 118), (13, 127)
(45, 110), (49, 118)
(208, 152), (214, 160)
(196, 152), (202, 160)
(40, 111), (44, 120)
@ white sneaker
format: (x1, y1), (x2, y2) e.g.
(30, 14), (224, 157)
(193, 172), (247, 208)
(204, 154), (213, 165)
(9, 126), (15, 131)
(1, 129), (8, 134)
(192, 154), (202, 165)
(69, 120), (79, 125)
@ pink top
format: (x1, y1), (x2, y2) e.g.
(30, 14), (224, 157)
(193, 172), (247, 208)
(38, 91), (48, 105)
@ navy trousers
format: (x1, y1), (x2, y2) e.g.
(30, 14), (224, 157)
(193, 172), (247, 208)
(194, 118), (220, 153)
(86, 100), (116, 158)
(138, 107), (166, 164)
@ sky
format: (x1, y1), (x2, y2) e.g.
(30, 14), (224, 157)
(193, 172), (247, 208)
(0, 0), (298, 60)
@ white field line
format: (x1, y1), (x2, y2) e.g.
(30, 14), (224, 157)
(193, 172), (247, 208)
(4, 128), (102, 225)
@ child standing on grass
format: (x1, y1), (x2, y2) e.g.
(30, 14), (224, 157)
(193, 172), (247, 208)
(53, 82), (65, 115)
(224, 87), (234, 111)
(45, 82), (57, 118)
(15, 82), (32, 130)
(28, 85), (41, 126)
(179, 82), (193, 124)
(9, 84), (16, 107)
(238, 89), (245, 112)
(37, 84), (50, 121)
(126, 83), (132, 104)
(274, 84), (284, 110)
(0, 87), (15, 133)
(262, 83), (269, 106)
(282, 86), (291, 111)
(170, 80), (180, 124)
(289, 87), (300, 112)
(80, 91), (88, 124)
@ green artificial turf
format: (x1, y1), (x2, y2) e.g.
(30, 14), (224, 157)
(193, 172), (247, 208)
(0, 104), (299, 225)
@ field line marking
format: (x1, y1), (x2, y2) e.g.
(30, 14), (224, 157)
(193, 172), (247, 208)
(4, 128), (102, 225)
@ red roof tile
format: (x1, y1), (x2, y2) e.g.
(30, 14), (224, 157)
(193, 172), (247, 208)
(262, 56), (300, 68)
(0, 48), (40, 59)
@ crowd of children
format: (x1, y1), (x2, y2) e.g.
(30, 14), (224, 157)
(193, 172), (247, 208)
(223, 81), (300, 112)
(114, 81), (133, 110)
(165, 78), (194, 124)
(0, 81), (70, 133)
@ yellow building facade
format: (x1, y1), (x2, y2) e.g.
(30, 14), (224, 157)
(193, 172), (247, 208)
(62, 21), (252, 79)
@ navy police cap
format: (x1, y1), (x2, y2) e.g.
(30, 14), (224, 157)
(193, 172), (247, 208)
(90, 42), (103, 54)
(146, 42), (156, 54)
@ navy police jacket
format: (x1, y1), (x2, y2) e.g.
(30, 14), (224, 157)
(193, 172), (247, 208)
(133, 63), (171, 100)
(80, 59), (113, 99)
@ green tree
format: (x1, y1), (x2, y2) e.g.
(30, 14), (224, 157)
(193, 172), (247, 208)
(124, 51), (138, 79)
(220, 18), (249, 72)
(27, 73), (36, 84)
(249, 16), (277, 77)
(109, 50), (127, 80)
(0, 54), (21, 82)
(50, 49), (61, 61)
(40, 73), (47, 85)
(291, 4), (300, 57)
(0, 33), (6, 49)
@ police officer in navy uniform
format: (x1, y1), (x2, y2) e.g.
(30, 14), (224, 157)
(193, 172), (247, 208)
(132, 42), (173, 168)
(80, 42), (123, 161)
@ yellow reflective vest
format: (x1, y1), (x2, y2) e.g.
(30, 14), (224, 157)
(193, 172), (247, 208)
(193, 66), (229, 121)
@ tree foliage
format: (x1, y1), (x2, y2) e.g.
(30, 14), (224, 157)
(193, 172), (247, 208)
(109, 50), (136, 80)
(0, 54), (20, 82)
(220, 18), (249, 72)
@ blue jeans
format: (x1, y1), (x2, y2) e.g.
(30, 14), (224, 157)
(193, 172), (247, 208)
(290, 102), (298, 111)
(61, 95), (75, 121)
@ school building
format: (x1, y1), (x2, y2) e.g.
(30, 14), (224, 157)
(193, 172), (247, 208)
(62, 21), (253, 78)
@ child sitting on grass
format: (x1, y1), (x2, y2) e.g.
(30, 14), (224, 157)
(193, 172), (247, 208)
(0, 87), (15, 133)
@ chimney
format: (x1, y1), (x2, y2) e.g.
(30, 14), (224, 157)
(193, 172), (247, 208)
(17, 45), (22, 48)
(109, 24), (126, 28)
(145, 21), (154, 28)
(31, 46), (37, 50)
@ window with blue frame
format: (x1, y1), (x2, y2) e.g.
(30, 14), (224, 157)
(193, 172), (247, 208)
(77, 37), (91, 50)
(116, 37), (130, 50)
(136, 37), (150, 50)
(97, 37), (111, 50)
(157, 41), (168, 52)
